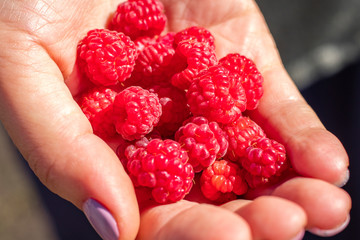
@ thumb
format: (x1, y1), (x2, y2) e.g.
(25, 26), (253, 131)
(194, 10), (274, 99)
(0, 38), (139, 240)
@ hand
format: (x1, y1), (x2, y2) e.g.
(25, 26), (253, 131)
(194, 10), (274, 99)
(0, 1), (139, 239)
(0, 1), (351, 240)
(137, 1), (351, 239)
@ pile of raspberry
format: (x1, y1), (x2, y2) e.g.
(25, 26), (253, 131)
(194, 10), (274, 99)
(75, 0), (290, 205)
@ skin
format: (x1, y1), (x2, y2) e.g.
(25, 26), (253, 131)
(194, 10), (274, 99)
(0, 0), (351, 239)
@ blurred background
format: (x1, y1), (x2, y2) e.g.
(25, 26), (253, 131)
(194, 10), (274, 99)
(1, 0), (359, 239)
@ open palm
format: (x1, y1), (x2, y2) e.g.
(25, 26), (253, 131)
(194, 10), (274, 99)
(0, 0), (351, 240)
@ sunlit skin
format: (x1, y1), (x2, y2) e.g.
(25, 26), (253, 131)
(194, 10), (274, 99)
(0, 1), (351, 240)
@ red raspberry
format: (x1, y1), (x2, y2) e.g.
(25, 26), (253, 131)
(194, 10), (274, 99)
(128, 41), (176, 87)
(77, 87), (117, 139)
(223, 116), (266, 161)
(210, 120), (230, 160)
(148, 85), (191, 138)
(107, 135), (129, 167)
(219, 53), (264, 110)
(175, 116), (229, 172)
(116, 131), (162, 169)
(110, 0), (167, 40)
(174, 26), (215, 50)
(170, 40), (217, 90)
(125, 139), (194, 203)
(134, 32), (175, 51)
(77, 29), (138, 86)
(186, 65), (247, 124)
(200, 160), (248, 203)
(113, 86), (162, 141)
(242, 171), (272, 189)
(157, 32), (176, 48)
(241, 137), (288, 188)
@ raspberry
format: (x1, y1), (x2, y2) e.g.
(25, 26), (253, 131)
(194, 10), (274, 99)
(113, 86), (162, 141)
(148, 85), (191, 138)
(71, 0), (293, 206)
(170, 40), (217, 90)
(134, 36), (157, 51)
(108, 135), (129, 167)
(77, 29), (138, 86)
(210, 121), (230, 159)
(116, 131), (162, 169)
(128, 41), (176, 87)
(157, 32), (176, 48)
(175, 116), (228, 172)
(186, 65), (247, 124)
(174, 26), (215, 50)
(134, 32), (175, 52)
(77, 87), (117, 139)
(241, 137), (288, 188)
(242, 171), (271, 189)
(110, 0), (167, 40)
(223, 116), (266, 161)
(219, 53), (264, 110)
(200, 160), (248, 203)
(125, 139), (194, 203)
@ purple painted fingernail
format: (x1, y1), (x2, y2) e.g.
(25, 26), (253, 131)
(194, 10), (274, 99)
(83, 199), (119, 240)
(308, 214), (350, 237)
(289, 230), (305, 240)
(336, 169), (350, 188)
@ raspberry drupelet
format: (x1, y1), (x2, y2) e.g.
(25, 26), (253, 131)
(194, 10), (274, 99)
(110, 0), (167, 40)
(200, 160), (248, 203)
(219, 53), (264, 110)
(113, 86), (162, 141)
(125, 138), (194, 203)
(77, 29), (138, 86)
(186, 65), (247, 124)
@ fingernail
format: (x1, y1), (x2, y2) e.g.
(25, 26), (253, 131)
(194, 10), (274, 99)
(290, 230), (305, 240)
(83, 198), (119, 240)
(308, 214), (350, 237)
(336, 169), (350, 187)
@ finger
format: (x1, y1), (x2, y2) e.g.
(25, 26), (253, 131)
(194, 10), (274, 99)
(250, 67), (349, 185)
(0, 34), (139, 239)
(222, 197), (306, 240)
(235, 0), (349, 185)
(272, 177), (351, 236)
(138, 201), (252, 240)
